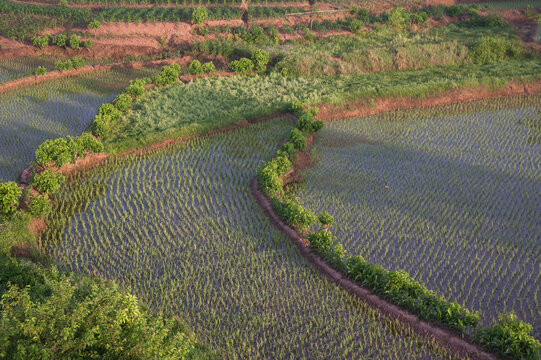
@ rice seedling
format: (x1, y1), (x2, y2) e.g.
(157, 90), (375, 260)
(43, 119), (468, 360)
(292, 95), (541, 340)
(0, 56), (58, 83)
(0, 67), (159, 182)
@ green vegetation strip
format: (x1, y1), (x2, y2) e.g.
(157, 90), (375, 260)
(256, 107), (541, 359)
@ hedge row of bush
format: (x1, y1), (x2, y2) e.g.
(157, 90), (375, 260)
(33, 33), (92, 49)
(257, 102), (540, 359)
(188, 60), (216, 75)
(54, 57), (86, 71)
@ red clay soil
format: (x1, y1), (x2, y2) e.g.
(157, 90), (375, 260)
(11, 0), (323, 8)
(249, 178), (495, 360)
(316, 80), (541, 121)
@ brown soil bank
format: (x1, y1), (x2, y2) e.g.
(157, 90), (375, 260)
(250, 178), (495, 360)
(316, 80), (541, 121)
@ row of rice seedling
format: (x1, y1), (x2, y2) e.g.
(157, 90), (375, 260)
(292, 95), (541, 340)
(0, 67), (159, 182)
(42, 119), (468, 360)
(0, 56), (58, 83)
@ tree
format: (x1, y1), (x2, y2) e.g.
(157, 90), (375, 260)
(114, 93), (133, 112)
(32, 168), (66, 194)
(69, 35), (81, 50)
(251, 49), (269, 74)
(202, 61), (216, 73)
(189, 59), (204, 75)
(0, 182), (22, 214)
(32, 35), (49, 48)
(53, 34), (67, 47)
(27, 194), (52, 218)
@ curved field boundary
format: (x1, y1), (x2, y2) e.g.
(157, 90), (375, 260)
(250, 176), (496, 360)
(0, 57), (191, 94)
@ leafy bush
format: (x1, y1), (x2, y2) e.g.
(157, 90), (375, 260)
(272, 198), (316, 232)
(229, 58), (254, 74)
(189, 59), (204, 75)
(71, 56), (85, 69)
(0, 182), (21, 214)
(475, 313), (541, 360)
(445, 5), (462, 17)
(125, 78), (151, 98)
(192, 7), (208, 25)
(53, 33), (67, 47)
(388, 7), (410, 30)
(35, 138), (74, 167)
(88, 19), (101, 29)
(32, 66), (47, 76)
(26, 194), (51, 218)
(76, 133), (104, 154)
(318, 212), (335, 228)
(152, 64), (181, 85)
(114, 93), (133, 112)
(470, 37), (521, 64)
(348, 19), (364, 34)
(93, 114), (112, 138)
(83, 39), (93, 48)
(289, 128), (307, 150)
(0, 258), (196, 360)
(32, 168), (66, 194)
(251, 49), (269, 74)
(202, 61), (216, 73)
(290, 100), (305, 114)
(32, 34), (49, 48)
(280, 142), (297, 160)
(69, 34), (81, 50)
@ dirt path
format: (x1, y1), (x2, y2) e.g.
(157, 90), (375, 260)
(249, 177), (495, 360)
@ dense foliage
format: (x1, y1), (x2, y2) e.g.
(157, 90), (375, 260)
(189, 59), (203, 75)
(0, 182), (21, 215)
(26, 194), (52, 218)
(229, 58), (254, 74)
(192, 7), (208, 25)
(32, 168), (66, 194)
(35, 134), (104, 168)
(0, 256), (196, 360)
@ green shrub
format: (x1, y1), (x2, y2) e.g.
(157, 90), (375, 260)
(189, 59), (204, 75)
(88, 19), (101, 29)
(272, 198), (316, 232)
(0, 182), (22, 214)
(0, 259), (196, 359)
(152, 64), (181, 85)
(71, 56), (85, 69)
(69, 34), (81, 50)
(76, 133), (104, 154)
(32, 35), (49, 48)
(192, 7), (208, 25)
(251, 49), (269, 74)
(33, 66), (47, 76)
(202, 61), (216, 73)
(318, 212), (335, 228)
(445, 5), (462, 17)
(290, 100), (305, 114)
(93, 114), (112, 138)
(54, 60), (69, 71)
(26, 194), (52, 218)
(388, 7), (410, 30)
(289, 128), (307, 150)
(229, 58), (254, 74)
(83, 39), (93, 48)
(35, 138), (75, 167)
(114, 93), (133, 112)
(32, 168), (66, 194)
(280, 142), (297, 160)
(125, 78), (150, 98)
(98, 103), (122, 122)
(470, 37), (521, 64)
(348, 19), (364, 34)
(53, 34), (67, 47)
(475, 313), (541, 360)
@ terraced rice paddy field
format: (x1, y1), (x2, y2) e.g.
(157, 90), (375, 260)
(42, 119), (467, 360)
(0, 67), (158, 181)
(0, 56), (59, 83)
(291, 95), (541, 339)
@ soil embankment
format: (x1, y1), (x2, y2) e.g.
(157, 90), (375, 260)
(250, 177), (495, 360)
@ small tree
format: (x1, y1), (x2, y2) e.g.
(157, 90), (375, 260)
(69, 35), (81, 50)
(192, 7), (208, 25)
(53, 34), (67, 47)
(33, 66), (47, 76)
(114, 93), (133, 112)
(32, 35), (49, 48)
(251, 49), (269, 74)
(32, 168), (66, 194)
(318, 212), (335, 230)
(202, 61), (216, 73)
(83, 39), (93, 48)
(189, 59), (204, 75)
(229, 58), (254, 74)
(27, 194), (52, 218)
(71, 57), (85, 69)
(0, 182), (22, 214)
